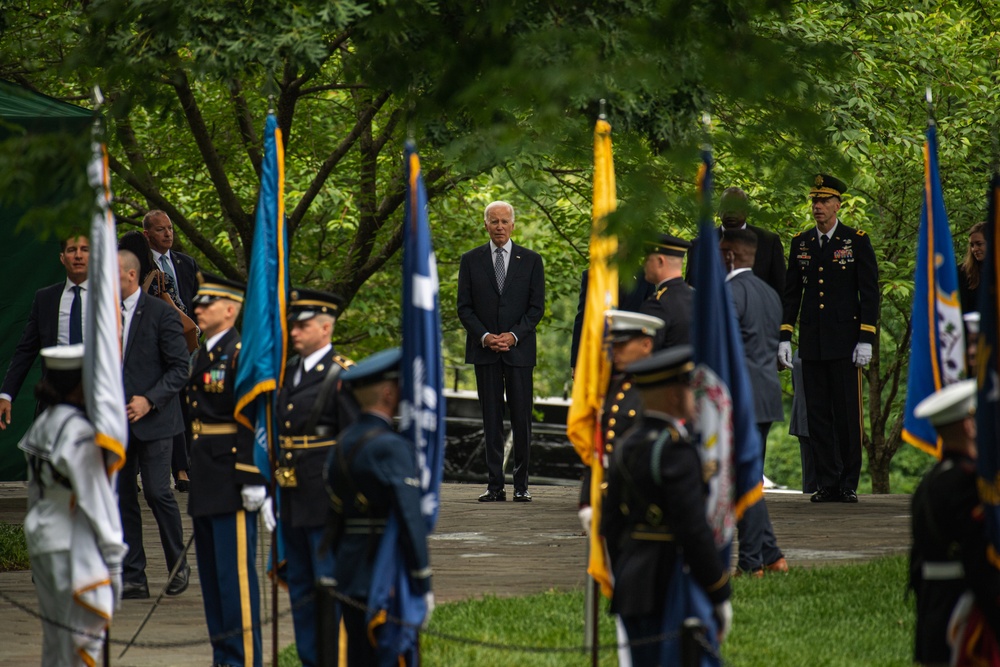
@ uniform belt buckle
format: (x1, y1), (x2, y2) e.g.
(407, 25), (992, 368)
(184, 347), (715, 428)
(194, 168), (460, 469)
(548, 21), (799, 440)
(191, 419), (203, 434)
(276, 466), (298, 488)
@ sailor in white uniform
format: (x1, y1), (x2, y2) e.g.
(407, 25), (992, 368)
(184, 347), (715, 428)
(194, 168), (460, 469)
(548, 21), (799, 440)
(19, 344), (127, 666)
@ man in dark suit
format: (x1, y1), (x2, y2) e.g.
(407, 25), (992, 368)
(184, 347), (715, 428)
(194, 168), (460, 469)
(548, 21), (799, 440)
(276, 288), (358, 667)
(569, 268), (654, 372)
(639, 233), (693, 351)
(0, 234), (89, 429)
(142, 209), (199, 491)
(778, 175), (879, 504)
(185, 272), (265, 667)
(720, 229), (788, 577)
(116, 249), (192, 599)
(685, 186), (786, 296)
(457, 200), (545, 503)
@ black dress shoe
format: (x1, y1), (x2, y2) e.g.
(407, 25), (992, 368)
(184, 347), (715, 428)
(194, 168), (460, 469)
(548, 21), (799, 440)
(513, 490), (532, 502)
(478, 489), (506, 502)
(810, 487), (840, 503)
(165, 562), (190, 596)
(841, 489), (859, 503)
(121, 581), (149, 600)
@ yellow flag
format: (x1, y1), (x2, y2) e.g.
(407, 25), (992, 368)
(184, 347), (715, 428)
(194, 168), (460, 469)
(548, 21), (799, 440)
(566, 118), (618, 597)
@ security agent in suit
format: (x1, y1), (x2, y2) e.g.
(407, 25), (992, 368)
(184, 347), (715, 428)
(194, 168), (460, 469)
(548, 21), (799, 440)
(601, 346), (732, 666)
(185, 272), (265, 667)
(777, 175), (880, 504)
(577, 310), (663, 526)
(0, 234), (90, 429)
(639, 233), (694, 351)
(325, 348), (433, 666)
(276, 288), (359, 667)
(457, 200), (545, 502)
(909, 380), (1000, 666)
(116, 249), (192, 599)
(720, 230), (788, 577)
(685, 186), (786, 296)
(143, 210), (199, 491)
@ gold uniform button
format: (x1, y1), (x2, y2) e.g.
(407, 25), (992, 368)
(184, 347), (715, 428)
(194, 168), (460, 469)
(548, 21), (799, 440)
(285, 452), (293, 461)
(819, 292), (824, 297)
(819, 279), (824, 284)
(287, 403), (294, 411)
(316, 364), (325, 372)
(819, 266), (824, 272)
(616, 392), (625, 400)
(622, 382), (632, 390)
(628, 409), (636, 417)
(231, 447), (237, 454)
(608, 418), (617, 427)
(192, 434), (199, 440)
(285, 421), (291, 428)
(820, 304), (825, 309)
(606, 430), (615, 440)
(192, 401), (198, 408)
(611, 405), (619, 413)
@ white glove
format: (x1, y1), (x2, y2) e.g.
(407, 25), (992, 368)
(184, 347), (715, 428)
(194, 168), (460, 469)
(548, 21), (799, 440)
(577, 505), (593, 536)
(714, 600), (733, 643)
(422, 591), (435, 629)
(108, 562), (123, 611)
(853, 342), (872, 367)
(259, 497), (276, 533)
(778, 341), (793, 370)
(241, 485), (267, 512)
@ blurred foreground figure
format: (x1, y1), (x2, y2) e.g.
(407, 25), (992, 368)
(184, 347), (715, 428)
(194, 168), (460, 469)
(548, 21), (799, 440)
(20, 344), (127, 666)
(910, 380), (1000, 666)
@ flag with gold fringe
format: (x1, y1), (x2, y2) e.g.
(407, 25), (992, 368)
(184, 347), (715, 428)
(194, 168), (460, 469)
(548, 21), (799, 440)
(566, 117), (618, 597)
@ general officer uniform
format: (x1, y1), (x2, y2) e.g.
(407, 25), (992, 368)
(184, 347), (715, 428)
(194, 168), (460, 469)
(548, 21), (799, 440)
(780, 174), (879, 503)
(601, 346), (731, 666)
(276, 288), (359, 667)
(325, 348), (432, 667)
(578, 310), (664, 509)
(185, 273), (264, 667)
(639, 233), (694, 351)
(909, 380), (1000, 665)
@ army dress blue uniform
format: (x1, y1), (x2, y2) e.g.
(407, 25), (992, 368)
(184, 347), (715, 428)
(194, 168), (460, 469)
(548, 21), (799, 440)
(276, 345), (358, 666)
(602, 413), (731, 666)
(578, 372), (642, 506)
(325, 347), (431, 667)
(781, 217), (879, 498)
(186, 326), (265, 667)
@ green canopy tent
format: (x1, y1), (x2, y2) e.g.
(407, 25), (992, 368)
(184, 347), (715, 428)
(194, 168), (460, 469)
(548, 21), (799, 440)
(0, 80), (94, 480)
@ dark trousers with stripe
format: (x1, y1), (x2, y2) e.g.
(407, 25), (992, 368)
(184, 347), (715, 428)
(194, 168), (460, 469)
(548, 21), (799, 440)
(284, 523), (337, 667)
(194, 510), (262, 667)
(802, 358), (864, 492)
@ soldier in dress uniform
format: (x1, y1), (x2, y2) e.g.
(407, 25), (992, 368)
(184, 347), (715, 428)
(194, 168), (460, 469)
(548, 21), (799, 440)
(325, 347), (433, 666)
(276, 288), (359, 667)
(778, 174), (879, 504)
(185, 272), (266, 667)
(639, 233), (694, 350)
(20, 344), (127, 667)
(577, 309), (664, 531)
(910, 380), (1000, 666)
(601, 346), (732, 666)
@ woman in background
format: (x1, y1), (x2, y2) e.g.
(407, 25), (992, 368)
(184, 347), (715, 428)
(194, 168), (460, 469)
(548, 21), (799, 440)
(958, 221), (986, 314)
(118, 230), (191, 492)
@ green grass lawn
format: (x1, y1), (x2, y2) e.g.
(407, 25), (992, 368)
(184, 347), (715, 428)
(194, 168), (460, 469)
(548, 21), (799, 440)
(280, 555), (914, 666)
(0, 523), (29, 571)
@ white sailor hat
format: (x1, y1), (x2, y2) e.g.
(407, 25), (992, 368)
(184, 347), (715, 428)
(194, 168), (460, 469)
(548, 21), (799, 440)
(40, 344), (84, 371)
(605, 310), (665, 343)
(913, 379), (977, 426)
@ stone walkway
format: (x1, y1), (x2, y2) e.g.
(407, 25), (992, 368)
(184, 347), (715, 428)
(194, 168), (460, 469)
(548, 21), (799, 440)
(0, 482), (911, 666)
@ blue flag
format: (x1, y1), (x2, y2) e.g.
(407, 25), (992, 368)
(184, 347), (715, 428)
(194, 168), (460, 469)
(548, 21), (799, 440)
(669, 148), (763, 666)
(903, 125), (965, 458)
(976, 173), (1000, 567)
(366, 141), (445, 664)
(233, 113), (289, 573)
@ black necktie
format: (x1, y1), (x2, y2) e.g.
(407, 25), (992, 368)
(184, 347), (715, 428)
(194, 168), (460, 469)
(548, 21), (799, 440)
(69, 285), (83, 344)
(819, 234), (826, 249)
(494, 248), (506, 294)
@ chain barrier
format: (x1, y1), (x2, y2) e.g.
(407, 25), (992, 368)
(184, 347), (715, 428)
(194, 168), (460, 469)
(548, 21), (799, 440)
(1, 585), (739, 661)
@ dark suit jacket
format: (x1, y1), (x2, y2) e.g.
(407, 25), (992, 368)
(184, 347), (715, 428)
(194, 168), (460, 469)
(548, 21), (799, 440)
(122, 291), (191, 441)
(161, 250), (198, 310)
(457, 242), (545, 367)
(728, 270), (784, 424)
(0, 282), (63, 400)
(685, 224), (786, 296)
